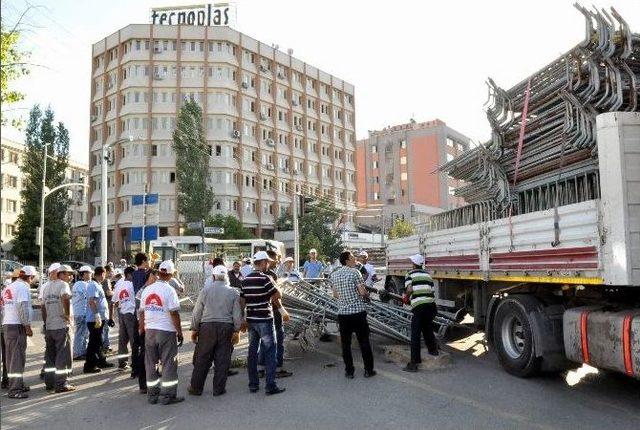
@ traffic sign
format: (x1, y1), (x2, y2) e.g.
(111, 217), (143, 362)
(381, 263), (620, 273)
(204, 227), (224, 235)
(187, 221), (203, 230)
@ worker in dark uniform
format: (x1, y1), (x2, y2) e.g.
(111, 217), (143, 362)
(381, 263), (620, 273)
(403, 254), (439, 372)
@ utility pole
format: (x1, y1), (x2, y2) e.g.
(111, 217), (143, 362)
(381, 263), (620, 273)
(380, 210), (385, 247)
(293, 193), (300, 267)
(39, 142), (48, 276)
(141, 182), (147, 252)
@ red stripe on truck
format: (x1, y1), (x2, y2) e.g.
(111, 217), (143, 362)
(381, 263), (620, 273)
(622, 315), (634, 376)
(580, 311), (590, 364)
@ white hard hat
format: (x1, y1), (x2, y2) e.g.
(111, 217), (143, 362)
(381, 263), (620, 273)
(284, 256), (294, 262)
(20, 265), (37, 276)
(48, 262), (61, 273)
(409, 254), (425, 266)
(78, 265), (94, 273)
(159, 260), (176, 274)
(359, 250), (369, 258)
(212, 265), (228, 276)
(309, 248), (317, 254)
(253, 251), (273, 262)
(57, 264), (74, 273)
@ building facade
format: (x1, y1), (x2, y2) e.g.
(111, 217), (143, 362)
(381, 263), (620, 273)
(88, 24), (357, 259)
(0, 137), (89, 258)
(355, 119), (470, 228)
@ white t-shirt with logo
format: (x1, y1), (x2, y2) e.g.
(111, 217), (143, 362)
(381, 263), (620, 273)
(2, 280), (32, 325)
(140, 280), (180, 332)
(112, 279), (136, 315)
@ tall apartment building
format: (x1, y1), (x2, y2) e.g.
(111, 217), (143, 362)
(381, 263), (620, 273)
(0, 137), (89, 258)
(356, 119), (470, 227)
(88, 25), (357, 259)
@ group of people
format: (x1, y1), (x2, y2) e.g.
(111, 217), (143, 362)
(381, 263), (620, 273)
(1, 247), (439, 402)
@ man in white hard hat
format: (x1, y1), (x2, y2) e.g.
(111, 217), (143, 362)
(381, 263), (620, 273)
(280, 257), (301, 282)
(72, 266), (93, 360)
(240, 251), (286, 395)
(403, 254), (439, 372)
(41, 264), (75, 392)
(189, 265), (242, 396)
(38, 262), (61, 379)
(139, 260), (184, 405)
(2, 266), (36, 398)
(302, 248), (324, 281)
(112, 266), (138, 372)
(239, 257), (253, 279)
(357, 251), (378, 289)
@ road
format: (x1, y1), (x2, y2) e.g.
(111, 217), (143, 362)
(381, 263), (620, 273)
(1, 310), (638, 430)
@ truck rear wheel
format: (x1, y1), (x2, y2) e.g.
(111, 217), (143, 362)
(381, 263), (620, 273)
(493, 296), (542, 377)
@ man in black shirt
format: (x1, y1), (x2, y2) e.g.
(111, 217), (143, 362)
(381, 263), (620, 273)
(240, 251), (287, 395)
(228, 261), (243, 290)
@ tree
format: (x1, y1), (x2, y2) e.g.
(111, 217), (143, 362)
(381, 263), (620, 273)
(172, 97), (213, 222)
(206, 215), (254, 240)
(388, 218), (415, 239)
(1, 15), (31, 127)
(12, 105), (71, 261)
(298, 198), (343, 263)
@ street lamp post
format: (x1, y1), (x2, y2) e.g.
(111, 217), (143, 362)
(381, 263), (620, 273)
(101, 136), (135, 265)
(38, 180), (89, 275)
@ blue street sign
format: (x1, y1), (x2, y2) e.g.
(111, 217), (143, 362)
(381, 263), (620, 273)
(130, 226), (158, 241)
(132, 193), (159, 205)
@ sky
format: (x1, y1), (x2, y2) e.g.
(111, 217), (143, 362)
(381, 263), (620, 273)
(2, 0), (639, 165)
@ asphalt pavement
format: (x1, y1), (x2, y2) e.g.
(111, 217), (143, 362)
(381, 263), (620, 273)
(1, 310), (638, 430)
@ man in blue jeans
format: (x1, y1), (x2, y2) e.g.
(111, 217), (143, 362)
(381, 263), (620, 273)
(71, 266), (92, 360)
(240, 251), (286, 395)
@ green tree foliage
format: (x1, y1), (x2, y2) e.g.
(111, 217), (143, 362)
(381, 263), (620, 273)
(172, 98), (214, 222)
(276, 198), (343, 263)
(12, 105), (71, 261)
(1, 17), (30, 127)
(388, 218), (415, 239)
(206, 215), (254, 240)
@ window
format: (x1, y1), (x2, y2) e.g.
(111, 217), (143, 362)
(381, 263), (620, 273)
(373, 192), (379, 200)
(400, 156), (407, 165)
(371, 145), (377, 154)
(400, 140), (407, 149)
(372, 161), (378, 169)
(170, 172), (176, 183)
(447, 153), (454, 162)
(401, 172), (408, 181)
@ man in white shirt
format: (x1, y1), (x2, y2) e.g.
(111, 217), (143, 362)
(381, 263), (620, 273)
(239, 257), (253, 279)
(112, 266), (138, 373)
(2, 266), (36, 399)
(41, 264), (75, 393)
(71, 266), (92, 360)
(139, 260), (184, 405)
(38, 263), (60, 379)
(358, 251), (378, 289)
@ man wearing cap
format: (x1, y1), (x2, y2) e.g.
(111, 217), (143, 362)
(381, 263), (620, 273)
(2, 266), (35, 398)
(279, 257), (301, 282)
(239, 258), (253, 279)
(84, 267), (114, 373)
(329, 251), (375, 379)
(240, 251), (286, 395)
(41, 264), (76, 392)
(38, 263), (60, 379)
(403, 254), (439, 372)
(258, 250), (292, 379)
(139, 260), (184, 405)
(302, 249), (324, 281)
(72, 266), (92, 360)
(112, 266), (138, 372)
(357, 251), (378, 289)
(188, 265), (242, 396)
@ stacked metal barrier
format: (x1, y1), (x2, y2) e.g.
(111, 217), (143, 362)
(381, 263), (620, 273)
(438, 5), (639, 226)
(281, 279), (458, 344)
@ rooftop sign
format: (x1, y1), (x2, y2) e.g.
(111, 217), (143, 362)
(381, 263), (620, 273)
(151, 3), (236, 27)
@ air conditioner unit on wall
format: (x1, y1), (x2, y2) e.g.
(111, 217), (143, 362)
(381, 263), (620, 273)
(292, 100), (299, 106)
(265, 139), (275, 147)
(259, 65), (267, 73)
(241, 81), (249, 89)
(295, 125), (303, 131)
(260, 113), (268, 121)
(232, 130), (241, 138)
(266, 163), (275, 170)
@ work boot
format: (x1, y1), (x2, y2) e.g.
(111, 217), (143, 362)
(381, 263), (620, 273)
(275, 369), (293, 378)
(148, 395), (159, 405)
(187, 386), (202, 396)
(403, 362), (419, 373)
(265, 386), (286, 396)
(364, 370), (377, 378)
(161, 395), (185, 405)
(84, 367), (101, 374)
(55, 384), (77, 393)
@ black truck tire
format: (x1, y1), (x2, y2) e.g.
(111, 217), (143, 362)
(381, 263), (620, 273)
(492, 296), (542, 377)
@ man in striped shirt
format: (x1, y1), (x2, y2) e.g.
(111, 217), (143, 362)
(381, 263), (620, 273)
(403, 254), (439, 372)
(240, 251), (286, 395)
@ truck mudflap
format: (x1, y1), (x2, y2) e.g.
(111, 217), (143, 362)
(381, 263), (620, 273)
(564, 307), (640, 378)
